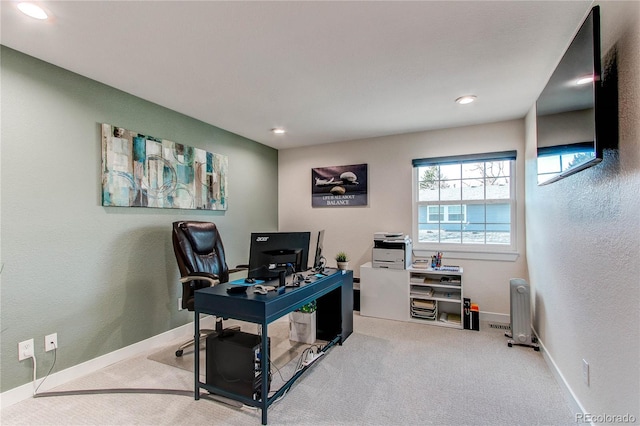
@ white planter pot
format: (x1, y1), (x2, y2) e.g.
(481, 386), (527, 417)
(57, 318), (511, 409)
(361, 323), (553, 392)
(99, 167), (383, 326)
(337, 261), (349, 270)
(289, 311), (316, 344)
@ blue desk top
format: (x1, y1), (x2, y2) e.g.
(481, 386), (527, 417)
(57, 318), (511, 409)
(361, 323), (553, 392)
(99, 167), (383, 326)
(195, 269), (351, 324)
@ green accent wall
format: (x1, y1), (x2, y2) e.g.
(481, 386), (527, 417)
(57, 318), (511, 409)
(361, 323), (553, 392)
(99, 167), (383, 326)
(0, 46), (278, 392)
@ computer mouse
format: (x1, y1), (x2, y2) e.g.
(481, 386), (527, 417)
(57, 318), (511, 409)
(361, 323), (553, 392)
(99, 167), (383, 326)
(253, 285), (268, 295)
(244, 277), (256, 284)
(253, 285), (275, 295)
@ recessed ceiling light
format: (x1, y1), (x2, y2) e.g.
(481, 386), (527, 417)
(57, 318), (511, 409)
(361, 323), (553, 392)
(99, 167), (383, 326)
(271, 128), (286, 134)
(17, 2), (48, 20)
(455, 95), (477, 105)
(575, 75), (593, 85)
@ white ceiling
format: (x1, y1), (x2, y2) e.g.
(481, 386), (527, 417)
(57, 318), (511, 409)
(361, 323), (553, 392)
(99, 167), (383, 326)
(1, 1), (593, 150)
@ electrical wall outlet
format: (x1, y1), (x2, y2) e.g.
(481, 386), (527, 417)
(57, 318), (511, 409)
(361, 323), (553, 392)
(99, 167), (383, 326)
(178, 298), (183, 311)
(45, 333), (58, 352)
(582, 359), (590, 386)
(18, 339), (34, 361)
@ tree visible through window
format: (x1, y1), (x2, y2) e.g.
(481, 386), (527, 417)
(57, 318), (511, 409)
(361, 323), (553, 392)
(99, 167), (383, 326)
(537, 150), (595, 185)
(413, 152), (516, 247)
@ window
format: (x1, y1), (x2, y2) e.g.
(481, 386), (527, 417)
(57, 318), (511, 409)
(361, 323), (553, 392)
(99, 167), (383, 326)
(412, 151), (516, 250)
(426, 205), (467, 223)
(537, 145), (595, 185)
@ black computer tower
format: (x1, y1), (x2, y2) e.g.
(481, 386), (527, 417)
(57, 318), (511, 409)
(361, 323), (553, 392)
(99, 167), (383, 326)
(205, 331), (270, 400)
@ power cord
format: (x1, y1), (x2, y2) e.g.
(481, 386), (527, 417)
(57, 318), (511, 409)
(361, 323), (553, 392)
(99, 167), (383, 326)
(30, 341), (198, 400)
(295, 344), (324, 372)
(29, 354), (37, 396)
(268, 353), (286, 384)
(34, 343), (57, 395)
(268, 344), (324, 407)
(266, 351), (290, 406)
(239, 342), (326, 410)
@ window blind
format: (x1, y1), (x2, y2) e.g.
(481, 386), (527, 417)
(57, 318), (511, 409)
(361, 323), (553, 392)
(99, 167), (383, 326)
(412, 150), (517, 167)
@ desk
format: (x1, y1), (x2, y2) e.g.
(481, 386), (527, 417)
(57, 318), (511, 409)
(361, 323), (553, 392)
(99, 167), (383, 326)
(194, 269), (353, 425)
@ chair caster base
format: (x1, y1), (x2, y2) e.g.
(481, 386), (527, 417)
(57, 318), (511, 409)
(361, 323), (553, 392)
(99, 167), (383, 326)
(175, 350), (184, 357)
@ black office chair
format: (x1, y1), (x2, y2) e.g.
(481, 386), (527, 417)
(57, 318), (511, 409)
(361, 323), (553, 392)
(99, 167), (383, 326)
(172, 221), (240, 357)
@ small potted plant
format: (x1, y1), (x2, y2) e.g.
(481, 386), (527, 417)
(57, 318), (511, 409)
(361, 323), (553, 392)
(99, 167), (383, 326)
(335, 251), (350, 270)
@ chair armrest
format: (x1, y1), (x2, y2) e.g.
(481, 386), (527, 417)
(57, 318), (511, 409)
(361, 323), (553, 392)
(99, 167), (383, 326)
(180, 272), (220, 286)
(229, 264), (249, 274)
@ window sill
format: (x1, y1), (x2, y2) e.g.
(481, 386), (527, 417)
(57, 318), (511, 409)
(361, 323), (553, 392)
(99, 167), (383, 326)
(413, 249), (520, 262)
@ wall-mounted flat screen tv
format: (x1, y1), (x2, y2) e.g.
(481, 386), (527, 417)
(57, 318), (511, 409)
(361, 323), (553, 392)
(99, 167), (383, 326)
(536, 6), (602, 185)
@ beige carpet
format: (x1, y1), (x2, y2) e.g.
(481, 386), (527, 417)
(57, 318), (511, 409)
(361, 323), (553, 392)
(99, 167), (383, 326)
(1, 314), (576, 425)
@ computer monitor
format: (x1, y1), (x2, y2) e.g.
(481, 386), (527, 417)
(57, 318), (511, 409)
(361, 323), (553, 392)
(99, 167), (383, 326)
(248, 232), (311, 280)
(313, 230), (325, 272)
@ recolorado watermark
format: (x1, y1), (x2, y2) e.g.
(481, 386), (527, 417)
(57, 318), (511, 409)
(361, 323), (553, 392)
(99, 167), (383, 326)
(576, 413), (637, 423)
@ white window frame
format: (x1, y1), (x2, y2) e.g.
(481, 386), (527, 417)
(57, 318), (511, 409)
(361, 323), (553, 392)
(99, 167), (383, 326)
(411, 152), (518, 261)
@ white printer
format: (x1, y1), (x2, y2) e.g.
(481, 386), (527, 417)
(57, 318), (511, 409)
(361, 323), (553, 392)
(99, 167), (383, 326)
(372, 232), (412, 269)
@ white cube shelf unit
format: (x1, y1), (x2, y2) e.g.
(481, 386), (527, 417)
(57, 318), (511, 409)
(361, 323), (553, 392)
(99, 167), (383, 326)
(360, 262), (464, 329)
(409, 267), (463, 329)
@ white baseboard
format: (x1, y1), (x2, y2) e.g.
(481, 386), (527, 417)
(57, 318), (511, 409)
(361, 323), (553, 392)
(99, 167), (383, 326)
(479, 310), (509, 324)
(0, 316), (214, 410)
(478, 315), (585, 419)
(481, 311), (585, 420)
(532, 327), (586, 421)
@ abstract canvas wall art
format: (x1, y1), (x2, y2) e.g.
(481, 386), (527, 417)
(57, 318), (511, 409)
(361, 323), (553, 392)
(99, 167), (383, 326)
(101, 123), (228, 210)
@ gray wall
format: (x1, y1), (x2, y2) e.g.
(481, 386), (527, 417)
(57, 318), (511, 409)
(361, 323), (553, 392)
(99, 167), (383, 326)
(525, 1), (639, 418)
(0, 47), (278, 392)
